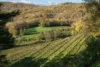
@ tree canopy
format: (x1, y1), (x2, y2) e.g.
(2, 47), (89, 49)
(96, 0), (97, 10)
(0, 3), (19, 49)
(84, 0), (100, 36)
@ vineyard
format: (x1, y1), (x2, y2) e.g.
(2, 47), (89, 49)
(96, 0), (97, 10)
(1, 34), (88, 67)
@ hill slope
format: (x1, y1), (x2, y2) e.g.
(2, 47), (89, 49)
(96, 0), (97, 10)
(1, 2), (86, 26)
(1, 34), (88, 67)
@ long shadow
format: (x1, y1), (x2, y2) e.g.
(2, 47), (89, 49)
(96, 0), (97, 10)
(41, 35), (100, 67)
(42, 54), (82, 67)
(10, 57), (48, 67)
(8, 35), (100, 67)
(80, 35), (100, 67)
(24, 29), (39, 35)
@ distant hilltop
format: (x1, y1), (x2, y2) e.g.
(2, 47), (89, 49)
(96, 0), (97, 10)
(0, 2), (86, 26)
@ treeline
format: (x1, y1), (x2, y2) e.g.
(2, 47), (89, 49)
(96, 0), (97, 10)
(0, 3), (20, 67)
(38, 29), (71, 41)
(0, 2), (86, 36)
(0, 2), (86, 38)
(0, 10), (20, 49)
(5, 19), (72, 38)
(15, 28), (71, 45)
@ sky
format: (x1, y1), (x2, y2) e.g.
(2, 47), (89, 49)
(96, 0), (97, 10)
(0, 0), (83, 5)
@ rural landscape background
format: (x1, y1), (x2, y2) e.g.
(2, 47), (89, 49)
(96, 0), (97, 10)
(0, 0), (100, 67)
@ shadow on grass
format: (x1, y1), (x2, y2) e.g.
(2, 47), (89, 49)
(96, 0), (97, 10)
(24, 29), (39, 35)
(42, 55), (82, 67)
(10, 57), (48, 67)
(9, 35), (100, 67)
(42, 35), (100, 67)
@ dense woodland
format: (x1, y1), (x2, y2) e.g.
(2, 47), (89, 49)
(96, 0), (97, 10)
(0, 0), (100, 67)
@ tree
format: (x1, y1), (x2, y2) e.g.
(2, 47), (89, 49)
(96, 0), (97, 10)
(6, 22), (18, 38)
(81, 1), (100, 66)
(84, 0), (100, 37)
(39, 12), (48, 27)
(0, 3), (19, 49)
(0, 3), (19, 67)
(71, 20), (86, 35)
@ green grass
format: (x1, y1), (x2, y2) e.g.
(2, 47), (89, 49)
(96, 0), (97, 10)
(23, 34), (39, 40)
(1, 34), (88, 67)
(23, 26), (70, 40)
(40, 34), (84, 67)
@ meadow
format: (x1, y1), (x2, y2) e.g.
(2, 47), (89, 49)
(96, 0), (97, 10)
(1, 34), (88, 67)
(24, 26), (70, 40)
(15, 26), (71, 45)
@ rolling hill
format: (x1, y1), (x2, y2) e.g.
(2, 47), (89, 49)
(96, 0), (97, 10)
(1, 34), (88, 67)
(1, 2), (86, 25)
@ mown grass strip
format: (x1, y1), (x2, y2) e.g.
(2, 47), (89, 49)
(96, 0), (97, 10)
(29, 37), (72, 66)
(40, 37), (72, 58)
(8, 42), (51, 66)
(69, 36), (88, 55)
(76, 36), (89, 54)
(31, 38), (68, 58)
(8, 46), (35, 60)
(53, 34), (84, 60)
(40, 34), (82, 67)
(60, 35), (85, 59)
(44, 34), (81, 59)
(43, 36), (86, 67)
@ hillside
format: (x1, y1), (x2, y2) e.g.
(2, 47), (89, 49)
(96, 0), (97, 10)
(0, 2), (87, 45)
(1, 34), (88, 67)
(1, 2), (86, 26)
(1, 1), (100, 67)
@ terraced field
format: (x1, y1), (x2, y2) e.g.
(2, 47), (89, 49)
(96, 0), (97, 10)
(1, 34), (88, 67)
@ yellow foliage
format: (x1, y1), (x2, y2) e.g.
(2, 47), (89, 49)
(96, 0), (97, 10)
(6, 22), (17, 38)
(71, 20), (86, 35)
(91, 32), (100, 37)
(41, 12), (48, 19)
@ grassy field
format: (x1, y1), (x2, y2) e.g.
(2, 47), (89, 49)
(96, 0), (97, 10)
(23, 26), (71, 40)
(15, 26), (71, 46)
(1, 34), (88, 67)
